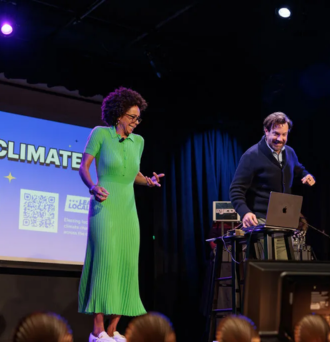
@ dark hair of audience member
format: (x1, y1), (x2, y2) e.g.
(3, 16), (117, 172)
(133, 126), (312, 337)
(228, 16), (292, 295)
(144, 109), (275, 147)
(125, 312), (176, 342)
(216, 315), (260, 342)
(294, 314), (330, 342)
(13, 312), (73, 342)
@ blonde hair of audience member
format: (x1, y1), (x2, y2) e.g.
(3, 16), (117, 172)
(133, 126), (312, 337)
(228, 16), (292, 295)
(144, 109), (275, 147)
(125, 312), (176, 342)
(216, 315), (260, 342)
(13, 312), (73, 342)
(294, 314), (330, 342)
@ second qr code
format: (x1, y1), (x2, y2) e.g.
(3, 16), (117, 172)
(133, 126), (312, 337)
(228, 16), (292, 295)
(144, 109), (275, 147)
(19, 189), (59, 233)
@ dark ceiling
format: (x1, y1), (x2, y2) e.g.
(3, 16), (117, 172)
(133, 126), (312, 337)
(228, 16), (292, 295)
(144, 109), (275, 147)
(1, 0), (330, 121)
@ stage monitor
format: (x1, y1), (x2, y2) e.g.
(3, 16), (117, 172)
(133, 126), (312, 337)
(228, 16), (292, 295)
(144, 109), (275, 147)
(243, 260), (330, 337)
(279, 272), (330, 341)
(0, 111), (97, 264)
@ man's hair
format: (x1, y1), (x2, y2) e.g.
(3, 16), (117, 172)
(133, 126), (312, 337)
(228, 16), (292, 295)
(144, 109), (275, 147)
(263, 112), (293, 132)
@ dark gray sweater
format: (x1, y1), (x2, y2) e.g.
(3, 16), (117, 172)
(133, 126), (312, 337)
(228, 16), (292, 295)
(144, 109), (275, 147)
(229, 137), (310, 219)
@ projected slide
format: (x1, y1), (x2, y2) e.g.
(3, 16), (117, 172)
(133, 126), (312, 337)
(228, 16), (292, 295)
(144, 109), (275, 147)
(0, 111), (97, 264)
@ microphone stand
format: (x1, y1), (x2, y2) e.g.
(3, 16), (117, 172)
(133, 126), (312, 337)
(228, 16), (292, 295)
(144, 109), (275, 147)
(307, 223), (330, 239)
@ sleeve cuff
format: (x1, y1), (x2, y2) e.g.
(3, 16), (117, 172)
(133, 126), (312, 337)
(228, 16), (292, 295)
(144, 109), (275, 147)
(237, 205), (252, 221)
(84, 149), (97, 157)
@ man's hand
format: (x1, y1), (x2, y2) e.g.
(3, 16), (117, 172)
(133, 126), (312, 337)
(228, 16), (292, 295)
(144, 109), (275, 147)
(242, 212), (258, 228)
(301, 174), (315, 186)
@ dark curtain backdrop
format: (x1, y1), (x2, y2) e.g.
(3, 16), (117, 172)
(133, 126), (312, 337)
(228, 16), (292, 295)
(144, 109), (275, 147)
(146, 125), (242, 341)
(289, 114), (330, 261)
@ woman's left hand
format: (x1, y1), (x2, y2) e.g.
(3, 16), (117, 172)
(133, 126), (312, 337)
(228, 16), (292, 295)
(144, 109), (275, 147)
(146, 172), (165, 187)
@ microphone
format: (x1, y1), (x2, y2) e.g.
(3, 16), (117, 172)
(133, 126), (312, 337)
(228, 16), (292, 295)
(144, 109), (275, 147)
(119, 138), (125, 143)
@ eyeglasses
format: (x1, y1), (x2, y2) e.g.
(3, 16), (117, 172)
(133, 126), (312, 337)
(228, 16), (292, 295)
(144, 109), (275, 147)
(125, 114), (142, 124)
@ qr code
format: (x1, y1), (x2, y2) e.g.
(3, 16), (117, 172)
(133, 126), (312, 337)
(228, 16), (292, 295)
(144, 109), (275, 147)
(19, 189), (59, 233)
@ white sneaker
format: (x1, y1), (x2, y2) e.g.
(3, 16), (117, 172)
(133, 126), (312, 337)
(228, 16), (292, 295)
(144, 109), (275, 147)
(112, 331), (126, 342)
(89, 332), (116, 342)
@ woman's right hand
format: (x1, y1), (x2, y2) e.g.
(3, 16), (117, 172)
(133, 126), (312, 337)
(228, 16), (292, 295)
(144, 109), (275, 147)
(90, 185), (109, 202)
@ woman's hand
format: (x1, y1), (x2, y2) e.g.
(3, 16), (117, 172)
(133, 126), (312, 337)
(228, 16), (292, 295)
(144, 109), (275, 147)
(90, 185), (109, 202)
(145, 172), (165, 187)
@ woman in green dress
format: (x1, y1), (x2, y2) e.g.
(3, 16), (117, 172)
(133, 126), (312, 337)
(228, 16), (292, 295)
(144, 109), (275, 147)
(78, 87), (164, 342)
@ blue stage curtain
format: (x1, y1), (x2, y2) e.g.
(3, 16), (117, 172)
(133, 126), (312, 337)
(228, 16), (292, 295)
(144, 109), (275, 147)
(152, 128), (242, 341)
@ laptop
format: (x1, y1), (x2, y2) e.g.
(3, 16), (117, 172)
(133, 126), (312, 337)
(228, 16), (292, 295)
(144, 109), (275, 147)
(261, 192), (303, 229)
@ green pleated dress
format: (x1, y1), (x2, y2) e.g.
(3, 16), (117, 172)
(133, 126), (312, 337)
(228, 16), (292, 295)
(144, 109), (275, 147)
(78, 126), (146, 316)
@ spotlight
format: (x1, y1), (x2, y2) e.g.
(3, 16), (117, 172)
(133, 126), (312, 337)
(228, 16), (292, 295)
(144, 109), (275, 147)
(1, 23), (13, 35)
(278, 7), (291, 18)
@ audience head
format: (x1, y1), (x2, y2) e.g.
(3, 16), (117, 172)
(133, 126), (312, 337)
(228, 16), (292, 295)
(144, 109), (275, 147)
(13, 312), (73, 342)
(216, 315), (260, 342)
(125, 312), (175, 342)
(294, 314), (330, 342)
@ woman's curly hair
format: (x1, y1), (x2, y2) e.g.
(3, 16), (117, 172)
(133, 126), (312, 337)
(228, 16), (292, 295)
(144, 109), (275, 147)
(101, 87), (148, 126)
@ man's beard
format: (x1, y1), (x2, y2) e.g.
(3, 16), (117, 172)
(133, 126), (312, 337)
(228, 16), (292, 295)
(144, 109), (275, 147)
(272, 141), (284, 149)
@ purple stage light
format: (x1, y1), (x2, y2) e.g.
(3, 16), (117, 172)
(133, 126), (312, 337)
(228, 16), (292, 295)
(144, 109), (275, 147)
(1, 23), (13, 35)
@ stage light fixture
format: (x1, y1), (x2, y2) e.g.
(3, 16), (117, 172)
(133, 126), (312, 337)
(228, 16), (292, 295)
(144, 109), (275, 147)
(1, 23), (13, 35)
(278, 7), (291, 18)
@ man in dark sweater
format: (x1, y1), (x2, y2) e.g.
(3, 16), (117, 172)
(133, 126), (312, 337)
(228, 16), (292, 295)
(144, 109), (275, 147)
(230, 112), (315, 232)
